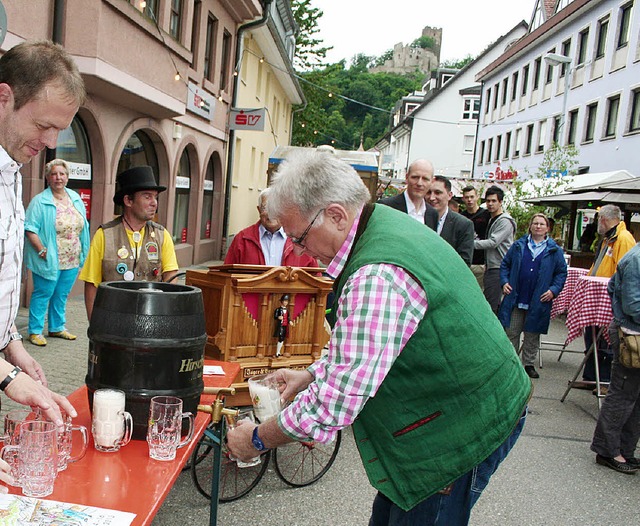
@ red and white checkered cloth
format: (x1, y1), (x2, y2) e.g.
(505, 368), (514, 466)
(551, 266), (589, 319)
(565, 275), (613, 345)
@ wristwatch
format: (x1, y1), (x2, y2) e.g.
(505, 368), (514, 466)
(2, 332), (22, 351)
(251, 426), (267, 451)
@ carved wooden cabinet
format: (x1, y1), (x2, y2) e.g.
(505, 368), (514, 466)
(186, 265), (333, 405)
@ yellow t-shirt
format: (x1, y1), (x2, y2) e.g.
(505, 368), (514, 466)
(79, 225), (179, 286)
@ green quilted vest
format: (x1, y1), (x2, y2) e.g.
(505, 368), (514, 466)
(330, 204), (531, 511)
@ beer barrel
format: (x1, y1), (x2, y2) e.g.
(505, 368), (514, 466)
(86, 281), (206, 440)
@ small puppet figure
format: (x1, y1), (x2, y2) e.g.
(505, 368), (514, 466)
(273, 294), (290, 357)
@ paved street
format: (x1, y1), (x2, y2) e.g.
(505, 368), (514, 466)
(6, 277), (640, 525)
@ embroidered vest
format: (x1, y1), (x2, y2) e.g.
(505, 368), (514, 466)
(101, 216), (165, 282)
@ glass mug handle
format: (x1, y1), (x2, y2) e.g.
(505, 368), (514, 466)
(0, 445), (20, 485)
(118, 411), (133, 448)
(67, 424), (89, 465)
(177, 412), (194, 449)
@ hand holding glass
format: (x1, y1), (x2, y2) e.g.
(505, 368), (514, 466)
(248, 374), (282, 422)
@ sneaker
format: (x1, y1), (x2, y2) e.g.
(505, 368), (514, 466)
(29, 334), (47, 346)
(48, 330), (76, 341)
(524, 365), (540, 379)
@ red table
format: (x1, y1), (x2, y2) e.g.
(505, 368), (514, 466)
(8, 360), (240, 526)
(551, 266), (588, 319)
(564, 275), (613, 345)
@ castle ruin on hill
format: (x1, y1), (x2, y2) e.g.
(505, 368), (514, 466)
(369, 26), (442, 75)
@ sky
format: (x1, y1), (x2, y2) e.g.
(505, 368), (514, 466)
(315, 1), (536, 65)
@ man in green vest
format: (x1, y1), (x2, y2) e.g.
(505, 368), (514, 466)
(227, 151), (531, 524)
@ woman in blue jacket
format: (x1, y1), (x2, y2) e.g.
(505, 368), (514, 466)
(499, 213), (567, 378)
(24, 159), (90, 346)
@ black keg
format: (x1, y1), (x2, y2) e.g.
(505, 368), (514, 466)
(86, 281), (206, 440)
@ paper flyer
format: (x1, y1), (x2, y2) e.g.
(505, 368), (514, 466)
(0, 494), (136, 526)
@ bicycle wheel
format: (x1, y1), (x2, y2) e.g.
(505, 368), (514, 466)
(273, 429), (341, 487)
(190, 426), (271, 502)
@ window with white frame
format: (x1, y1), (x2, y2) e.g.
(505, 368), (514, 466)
(504, 131), (512, 159)
(560, 39), (571, 77)
(617, 2), (633, 48)
(493, 83), (499, 109)
(514, 128), (522, 156)
(568, 109), (579, 144)
(629, 88), (640, 132)
(525, 124), (534, 154)
(595, 16), (609, 59)
(495, 135), (502, 161)
(463, 135), (474, 153)
(521, 65), (529, 96)
(484, 88), (491, 114)
(545, 49), (555, 84)
(170, 0), (182, 40)
(533, 57), (541, 90)
(537, 120), (546, 153)
(552, 116), (561, 144)
(462, 97), (480, 120)
(584, 102), (598, 142)
(577, 28), (589, 65)
(511, 72), (519, 101)
(486, 138), (493, 163)
(478, 141), (485, 165)
(502, 78), (508, 105)
(604, 94), (620, 138)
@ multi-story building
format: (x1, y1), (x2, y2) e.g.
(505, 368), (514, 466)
(376, 22), (528, 181)
(226, 0), (304, 237)
(475, 0), (640, 179)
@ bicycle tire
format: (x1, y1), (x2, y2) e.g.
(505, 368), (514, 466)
(190, 425), (271, 502)
(273, 429), (341, 487)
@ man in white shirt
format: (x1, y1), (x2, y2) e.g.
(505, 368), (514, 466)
(378, 159), (438, 229)
(0, 40), (84, 434)
(427, 175), (474, 266)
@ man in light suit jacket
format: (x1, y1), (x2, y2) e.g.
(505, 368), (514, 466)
(378, 159), (438, 230)
(427, 175), (474, 266)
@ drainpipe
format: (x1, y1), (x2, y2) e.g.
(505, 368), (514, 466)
(471, 80), (484, 179)
(52, 0), (65, 44)
(221, 0), (274, 250)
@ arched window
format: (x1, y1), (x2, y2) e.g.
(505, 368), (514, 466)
(173, 149), (191, 243)
(201, 156), (214, 239)
(116, 131), (160, 215)
(48, 116), (92, 218)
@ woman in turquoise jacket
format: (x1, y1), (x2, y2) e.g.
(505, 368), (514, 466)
(499, 213), (567, 379)
(24, 159), (90, 346)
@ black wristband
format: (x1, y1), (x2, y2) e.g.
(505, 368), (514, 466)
(0, 366), (22, 391)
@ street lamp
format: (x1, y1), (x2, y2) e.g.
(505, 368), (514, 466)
(544, 53), (573, 142)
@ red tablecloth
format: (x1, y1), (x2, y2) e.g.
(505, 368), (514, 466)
(565, 275), (613, 345)
(551, 267), (588, 318)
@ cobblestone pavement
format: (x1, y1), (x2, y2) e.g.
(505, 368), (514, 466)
(6, 276), (640, 525)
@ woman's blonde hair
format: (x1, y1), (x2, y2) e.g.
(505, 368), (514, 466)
(44, 158), (69, 178)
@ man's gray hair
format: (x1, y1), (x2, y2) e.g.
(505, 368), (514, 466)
(258, 187), (270, 207)
(267, 151), (370, 220)
(599, 204), (622, 221)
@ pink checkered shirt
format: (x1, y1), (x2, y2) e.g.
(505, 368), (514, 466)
(278, 207), (428, 443)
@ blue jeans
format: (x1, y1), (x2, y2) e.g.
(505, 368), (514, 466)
(28, 268), (79, 335)
(369, 410), (526, 526)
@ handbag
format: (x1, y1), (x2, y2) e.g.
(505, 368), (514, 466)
(618, 329), (640, 369)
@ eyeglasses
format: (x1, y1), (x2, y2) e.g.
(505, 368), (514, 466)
(290, 209), (324, 248)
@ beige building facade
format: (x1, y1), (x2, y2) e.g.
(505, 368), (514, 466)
(4, 0), (262, 280)
(226, 1), (304, 237)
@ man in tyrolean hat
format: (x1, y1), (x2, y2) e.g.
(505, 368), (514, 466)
(79, 166), (179, 319)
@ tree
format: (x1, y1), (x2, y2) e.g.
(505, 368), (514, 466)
(440, 55), (474, 69)
(412, 36), (435, 50)
(375, 49), (393, 67)
(291, 0), (333, 70)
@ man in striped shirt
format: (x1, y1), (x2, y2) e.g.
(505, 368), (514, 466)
(0, 41), (83, 435)
(228, 151), (530, 524)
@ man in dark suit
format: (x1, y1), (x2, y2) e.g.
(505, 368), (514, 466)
(378, 159), (438, 230)
(427, 175), (474, 266)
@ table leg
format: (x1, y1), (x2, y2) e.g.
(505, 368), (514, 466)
(560, 326), (606, 405)
(208, 421), (224, 526)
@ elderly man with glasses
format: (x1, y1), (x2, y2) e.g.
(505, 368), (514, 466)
(227, 150), (531, 526)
